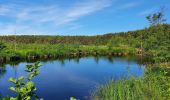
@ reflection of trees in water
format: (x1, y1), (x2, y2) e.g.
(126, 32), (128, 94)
(94, 56), (99, 64)
(116, 56), (148, 67)
(94, 56), (115, 64)
(44, 60), (54, 65)
(0, 64), (6, 79)
(125, 56), (145, 77)
(135, 56), (153, 68)
(12, 66), (18, 78)
(107, 56), (114, 63)
(8, 61), (20, 67)
(73, 57), (80, 63)
(138, 56), (144, 69)
(58, 58), (65, 66)
(9, 62), (19, 78)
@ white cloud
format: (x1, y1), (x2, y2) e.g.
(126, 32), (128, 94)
(0, 0), (141, 35)
(0, 24), (43, 35)
(0, 0), (113, 35)
(1, 1), (113, 24)
(117, 2), (139, 10)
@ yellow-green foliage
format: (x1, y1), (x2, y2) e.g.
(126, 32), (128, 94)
(2, 62), (42, 100)
(0, 43), (135, 61)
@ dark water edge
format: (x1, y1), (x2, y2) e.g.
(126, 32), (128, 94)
(0, 56), (146, 100)
(0, 55), (151, 67)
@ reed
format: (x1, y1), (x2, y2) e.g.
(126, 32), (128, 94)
(92, 65), (170, 100)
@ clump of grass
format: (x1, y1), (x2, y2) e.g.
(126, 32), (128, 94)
(92, 68), (170, 100)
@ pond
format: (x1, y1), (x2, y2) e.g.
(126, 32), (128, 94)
(0, 56), (145, 100)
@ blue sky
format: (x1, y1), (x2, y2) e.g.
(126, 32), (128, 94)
(0, 0), (170, 35)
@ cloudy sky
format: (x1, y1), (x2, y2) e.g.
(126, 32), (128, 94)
(0, 0), (170, 35)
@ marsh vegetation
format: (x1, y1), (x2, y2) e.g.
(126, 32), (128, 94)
(0, 7), (170, 100)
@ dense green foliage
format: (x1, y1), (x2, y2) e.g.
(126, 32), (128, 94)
(0, 24), (169, 48)
(0, 43), (6, 52)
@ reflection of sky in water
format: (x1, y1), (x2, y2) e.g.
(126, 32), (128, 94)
(0, 56), (145, 100)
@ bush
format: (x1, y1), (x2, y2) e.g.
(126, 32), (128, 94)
(1, 62), (42, 100)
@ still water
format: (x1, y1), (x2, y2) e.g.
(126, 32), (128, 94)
(0, 56), (145, 100)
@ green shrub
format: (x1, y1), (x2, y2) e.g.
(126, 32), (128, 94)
(1, 62), (42, 100)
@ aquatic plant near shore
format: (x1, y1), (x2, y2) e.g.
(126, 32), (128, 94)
(1, 62), (42, 100)
(0, 62), (81, 100)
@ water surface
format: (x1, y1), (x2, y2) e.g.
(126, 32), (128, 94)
(0, 56), (145, 100)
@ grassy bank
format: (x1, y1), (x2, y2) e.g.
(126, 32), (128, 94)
(0, 44), (137, 63)
(92, 63), (170, 100)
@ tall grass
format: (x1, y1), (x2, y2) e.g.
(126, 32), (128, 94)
(92, 65), (170, 100)
(0, 43), (136, 62)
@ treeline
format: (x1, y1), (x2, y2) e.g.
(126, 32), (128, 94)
(0, 24), (170, 62)
(0, 35), (111, 45)
(0, 24), (170, 50)
(0, 33), (133, 45)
